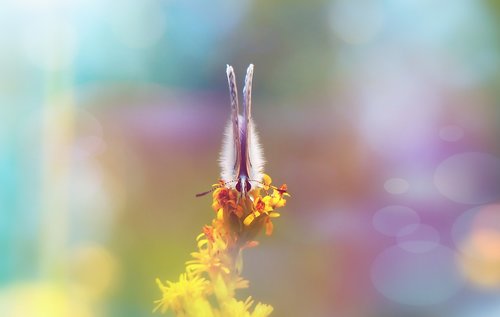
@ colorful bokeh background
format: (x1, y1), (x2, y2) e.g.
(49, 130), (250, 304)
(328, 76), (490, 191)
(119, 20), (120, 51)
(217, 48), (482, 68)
(2, 0), (500, 316)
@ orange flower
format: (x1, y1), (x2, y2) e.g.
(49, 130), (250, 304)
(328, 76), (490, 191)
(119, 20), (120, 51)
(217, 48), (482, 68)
(212, 187), (237, 211)
(254, 196), (273, 214)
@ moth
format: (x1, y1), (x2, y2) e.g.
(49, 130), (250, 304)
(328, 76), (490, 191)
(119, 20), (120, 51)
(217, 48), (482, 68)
(197, 64), (265, 199)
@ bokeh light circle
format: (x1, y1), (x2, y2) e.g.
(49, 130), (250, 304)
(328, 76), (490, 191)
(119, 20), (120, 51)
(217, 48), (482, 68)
(0, 283), (93, 317)
(371, 245), (462, 306)
(373, 205), (420, 237)
(70, 244), (119, 299)
(439, 125), (464, 142)
(452, 204), (500, 288)
(397, 224), (440, 253)
(458, 231), (500, 288)
(384, 178), (410, 194)
(434, 152), (500, 204)
(452, 206), (483, 251)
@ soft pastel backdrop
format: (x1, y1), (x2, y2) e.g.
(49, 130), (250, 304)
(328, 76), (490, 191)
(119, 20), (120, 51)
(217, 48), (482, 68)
(1, 0), (500, 316)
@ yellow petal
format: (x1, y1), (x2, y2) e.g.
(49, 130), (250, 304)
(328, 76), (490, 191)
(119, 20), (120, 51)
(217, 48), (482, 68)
(253, 303), (274, 317)
(243, 213), (255, 226)
(212, 201), (221, 211)
(275, 199), (286, 208)
(217, 208), (224, 220)
(262, 174), (272, 186)
(197, 239), (208, 248)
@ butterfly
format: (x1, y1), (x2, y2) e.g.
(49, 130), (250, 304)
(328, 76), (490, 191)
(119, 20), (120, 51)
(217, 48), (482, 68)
(220, 64), (265, 198)
(197, 64), (265, 199)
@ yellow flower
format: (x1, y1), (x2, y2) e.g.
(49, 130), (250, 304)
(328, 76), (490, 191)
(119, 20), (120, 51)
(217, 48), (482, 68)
(255, 196), (273, 214)
(155, 173), (289, 316)
(186, 226), (230, 276)
(268, 185), (289, 209)
(220, 297), (255, 316)
(243, 181), (288, 234)
(219, 297), (273, 317)
(153, 274), (211, 315)
(262, 174), (272, 190)
(243, 196), (272, 226)
(251, 303), (274, 317)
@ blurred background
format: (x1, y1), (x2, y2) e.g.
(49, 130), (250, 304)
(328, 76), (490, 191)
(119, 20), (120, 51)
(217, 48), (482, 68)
(1, 0), (500, 316)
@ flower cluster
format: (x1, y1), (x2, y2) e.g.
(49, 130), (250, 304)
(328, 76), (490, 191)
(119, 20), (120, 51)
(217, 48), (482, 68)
(154, 174), (289, 317)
